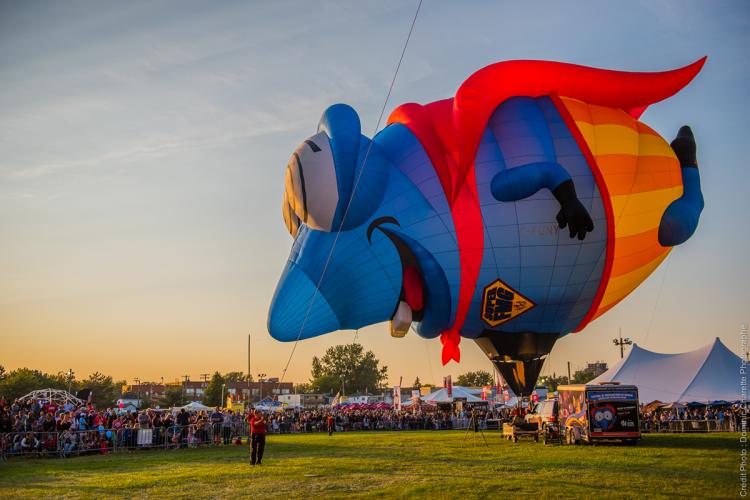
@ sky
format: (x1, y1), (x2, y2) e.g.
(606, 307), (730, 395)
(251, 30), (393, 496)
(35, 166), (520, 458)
(1, 0), (748, 387)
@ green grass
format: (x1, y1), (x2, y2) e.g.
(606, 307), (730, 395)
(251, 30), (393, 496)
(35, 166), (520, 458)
(0, 431), (740, 499)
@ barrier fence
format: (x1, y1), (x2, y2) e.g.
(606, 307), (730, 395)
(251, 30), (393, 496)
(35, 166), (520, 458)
(641, 419), (736, 433)
(0, 423), (251, 459)
(0, 416), (480, 459)
(1, 414), (738, 459)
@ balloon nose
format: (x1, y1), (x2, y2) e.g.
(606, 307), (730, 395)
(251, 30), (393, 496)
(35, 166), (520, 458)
(267, 262), (341, 341)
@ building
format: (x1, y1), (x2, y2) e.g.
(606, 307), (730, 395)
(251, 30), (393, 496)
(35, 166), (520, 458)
(225, 380), (293, 403)
(121, 383), (168, 403)
(277, 393), (328, 408)
(124, 378), (294, 404)
(346, 393), (383, 404)
(587, 362), (609, 377)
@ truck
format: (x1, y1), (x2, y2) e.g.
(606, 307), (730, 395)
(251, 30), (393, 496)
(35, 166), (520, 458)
(525, 398), (562, 444)
(557, 383), (641, 445)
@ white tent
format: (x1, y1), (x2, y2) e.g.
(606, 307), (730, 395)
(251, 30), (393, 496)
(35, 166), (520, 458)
(173, 401), (212, 412)
(423, 386), (485, 403)
(591, 337), (742, 403)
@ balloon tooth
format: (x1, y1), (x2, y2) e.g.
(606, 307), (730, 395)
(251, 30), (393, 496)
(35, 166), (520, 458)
(390, 301), (412, 338)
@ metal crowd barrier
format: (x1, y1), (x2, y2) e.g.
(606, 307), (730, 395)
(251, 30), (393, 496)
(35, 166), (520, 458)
(0, 423), (250, 460)
(665, 420), (734, 433)
(640, 419), (736, 433)
(0, 415), (495, 459)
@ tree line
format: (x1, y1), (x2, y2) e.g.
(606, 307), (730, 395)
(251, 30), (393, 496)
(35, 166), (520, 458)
(1, 346), (597, 408)
(0, 365), (122, 409)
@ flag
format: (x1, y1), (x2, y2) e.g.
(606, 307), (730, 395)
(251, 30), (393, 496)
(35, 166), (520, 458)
(393, 386), (401, 411)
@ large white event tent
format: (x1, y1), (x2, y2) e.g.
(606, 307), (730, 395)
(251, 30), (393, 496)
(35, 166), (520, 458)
(423, 386), (485, 403)
(591, 337), (742, 403)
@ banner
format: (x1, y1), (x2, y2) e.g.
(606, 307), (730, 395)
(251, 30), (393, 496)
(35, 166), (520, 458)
(481, 386), (491, 401)
(503, 387), (510, 402)
(393, 386), (401, 411)
(443, 376), (452, 398)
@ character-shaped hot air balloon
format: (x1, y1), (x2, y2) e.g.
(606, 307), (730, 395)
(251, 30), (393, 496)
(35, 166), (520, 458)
(269, 59), (706, 395)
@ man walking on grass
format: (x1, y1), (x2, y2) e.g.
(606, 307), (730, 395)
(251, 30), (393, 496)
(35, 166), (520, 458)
(327, 413), (335, 436)
(247, 409), (267, 465)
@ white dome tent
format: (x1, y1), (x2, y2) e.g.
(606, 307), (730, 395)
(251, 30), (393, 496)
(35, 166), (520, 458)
(18, 388), (85, 407)
(591, 337), (743, 403)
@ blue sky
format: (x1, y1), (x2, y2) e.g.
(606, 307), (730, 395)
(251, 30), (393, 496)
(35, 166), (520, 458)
(1, 0), (748, 384)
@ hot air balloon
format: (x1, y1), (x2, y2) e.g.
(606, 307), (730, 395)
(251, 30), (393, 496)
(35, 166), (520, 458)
(269, 58), (706, 396)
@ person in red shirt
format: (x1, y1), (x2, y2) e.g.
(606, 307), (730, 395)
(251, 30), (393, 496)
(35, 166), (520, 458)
(247, 409), (267, 465)
(327, 414), (335, 436)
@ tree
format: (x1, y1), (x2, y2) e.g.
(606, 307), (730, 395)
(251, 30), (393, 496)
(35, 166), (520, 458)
(309, 344), (388, 395)
(0, 365), (6, 380)
(538, 374), (569, 391)
(294, 382), (313, 394)
(572, 367), (598, 384)
(413, 376), (422, 389)
(202, 372), (226, 407)
(455, 370), (493, 387)
(80, 372), (121, 408)
(163, 387), (186, 407)
(139, 394), (154, 409)
(224, 371), (251, 383)
(0, 368), (66, 401)
(310, 374), (343, 395)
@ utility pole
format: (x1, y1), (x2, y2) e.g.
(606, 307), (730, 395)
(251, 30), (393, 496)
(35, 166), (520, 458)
(248, 333), (252, 403)
(567, 362), (571, 384)
(134, 377), (141, 406)
(182, 375), (190, 402)
(613, 328), (633, 359)
(257, 372), (266, 403)
(66, 368), (74, 395)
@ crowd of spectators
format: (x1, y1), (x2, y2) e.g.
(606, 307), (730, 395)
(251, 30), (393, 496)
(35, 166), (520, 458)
(0, 396), (502, 459)
(261, 407), (504, 433)
(0, 393), (744, 459)
(640, 404), (742, 432)
(0, 397), (248, 458)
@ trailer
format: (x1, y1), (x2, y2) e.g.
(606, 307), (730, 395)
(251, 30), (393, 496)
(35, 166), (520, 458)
(502, 421), (540, 443)
(557, 383), (641, 445)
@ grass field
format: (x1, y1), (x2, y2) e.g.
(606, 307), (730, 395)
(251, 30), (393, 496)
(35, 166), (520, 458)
(0, 431), (740, 499)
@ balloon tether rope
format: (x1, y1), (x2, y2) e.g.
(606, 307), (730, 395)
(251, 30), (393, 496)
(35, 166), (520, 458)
(275, 0), (423, 391)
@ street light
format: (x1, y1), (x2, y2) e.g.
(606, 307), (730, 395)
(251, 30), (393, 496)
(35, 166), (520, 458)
(221, 383), (226, 408)
(612, 328), (633, 359)
(257, 373), (266, 402)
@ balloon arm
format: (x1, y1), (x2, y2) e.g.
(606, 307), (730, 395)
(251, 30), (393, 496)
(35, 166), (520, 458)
(658, 126), (704, 246)
(658, 167), (704, 246)
(490, 161), (570, 202)
(490, 162), (594, 240)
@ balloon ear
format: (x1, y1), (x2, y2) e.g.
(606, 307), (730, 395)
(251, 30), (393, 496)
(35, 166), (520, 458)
(315, 104), (389, 230)
(318, 103), (362, 177)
